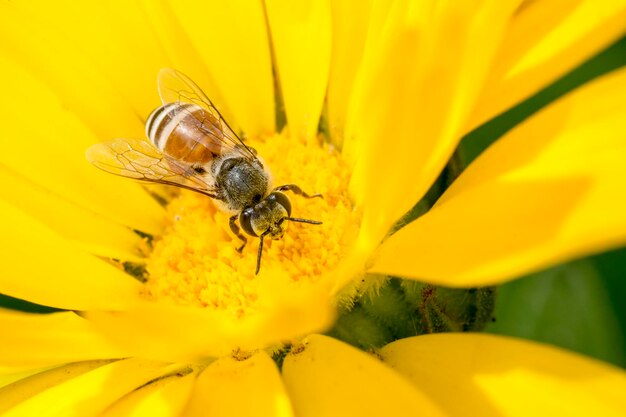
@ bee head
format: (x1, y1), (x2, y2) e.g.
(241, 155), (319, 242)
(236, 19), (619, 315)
(239, 192), (292, 239)
(238, 188), (323, 275)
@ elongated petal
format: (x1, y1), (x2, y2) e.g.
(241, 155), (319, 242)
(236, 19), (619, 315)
(0, 200), (142, 310)
(5, 0), (171, 120)
(469, 0), (626, 130)
(0, 367), (56, 390)
(0, 169), (143, 262)
(347, 0), (521, 250)
(0, 7), (133, 140)
(371, 66), (626, 286)
(282, 334), (444, 417)
(0, 52), (164, 235)
(380, 333), (626, 417)
(326, 0), (373, 142)
(0, 310), (128, 368)
(137, 0), (230, 127)
(1, 358), (177, 417)
(0, 361), (113, 414)
(86, 283), (334, 361)
(101, 372), (196, 417)
(167, 0), (275, 136)
(181, 352), (293, 417)
(266, 0), (332, 139)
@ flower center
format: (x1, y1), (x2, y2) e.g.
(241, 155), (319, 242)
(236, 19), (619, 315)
(142, 133), (358, 319)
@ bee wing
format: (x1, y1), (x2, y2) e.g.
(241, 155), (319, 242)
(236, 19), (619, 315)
(86, 139), (218, 198)
(157, 68), (257, 161)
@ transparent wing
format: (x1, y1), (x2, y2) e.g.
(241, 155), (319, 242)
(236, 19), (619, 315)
(157, 68), (257, 161)
(86, 139), (218, 198)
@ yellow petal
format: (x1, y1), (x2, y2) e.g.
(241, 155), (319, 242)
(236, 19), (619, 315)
(326, 0), (373, 143)
(0, 361), (113, 415)
(0, 52), (164, 235)
(0, 367), (56, 390)
(86, 283), (335, 362)
(380, 333), (626, 417)
(0, 200), (142, 310)
(0, 310), (128, 368)
(347, 0), (521, 250)
(0, 168), (143, 262)
(137, 0), (231, 128)
(6, 0), (171, 120)
(370, 66), (626, 286)
(282, 334), (445, 417)
(469, 0), (626, 131)
(1, 2), (145, 140)
(181, 352), (293, 417)
(266, 0), (332, 140)
(101, 372), (196, 417)
(1, 358), (177, 417)
(167, 0), (275, 136)
(341, 0), (403, 159)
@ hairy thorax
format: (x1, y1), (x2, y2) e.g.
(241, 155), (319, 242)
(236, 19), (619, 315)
(213, 157), (269, 213)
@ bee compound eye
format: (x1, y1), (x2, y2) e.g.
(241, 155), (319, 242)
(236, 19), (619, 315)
(271, 192), (292, 216)
(239, 207), (257, 237)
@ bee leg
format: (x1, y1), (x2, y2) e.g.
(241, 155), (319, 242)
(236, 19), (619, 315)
(229, 215), (247, 252)
(273, 184), (323, 199)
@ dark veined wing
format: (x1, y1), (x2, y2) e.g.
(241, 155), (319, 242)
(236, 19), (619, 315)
(157, 68), (257, 161)
(86, 139), (218, 198)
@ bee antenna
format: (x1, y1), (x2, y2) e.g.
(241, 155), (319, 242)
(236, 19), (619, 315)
(256, 231), (270, 275)
(285, 217), (323, 225)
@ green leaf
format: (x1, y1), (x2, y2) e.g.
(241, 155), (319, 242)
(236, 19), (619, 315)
(0, 293), (61, 314)
(486, 259), (625, 367)
(593, 247), (626, 348)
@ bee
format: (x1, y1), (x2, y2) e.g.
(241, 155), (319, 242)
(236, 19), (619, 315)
(86, 68), (322, 274)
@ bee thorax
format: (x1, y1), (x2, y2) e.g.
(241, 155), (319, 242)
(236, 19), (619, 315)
(216, 157), (269, 212)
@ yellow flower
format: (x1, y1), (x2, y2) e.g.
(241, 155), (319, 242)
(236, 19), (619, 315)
(1, 0), (626, 416)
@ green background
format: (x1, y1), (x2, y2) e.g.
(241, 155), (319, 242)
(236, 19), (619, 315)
(461, 35), (626, 368)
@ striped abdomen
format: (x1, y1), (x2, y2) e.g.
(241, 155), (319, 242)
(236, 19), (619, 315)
(145, 103), (223, 164)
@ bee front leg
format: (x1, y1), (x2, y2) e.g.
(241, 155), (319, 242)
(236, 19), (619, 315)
(229, 215), (247, 252)
(273, 184), (323, 199)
